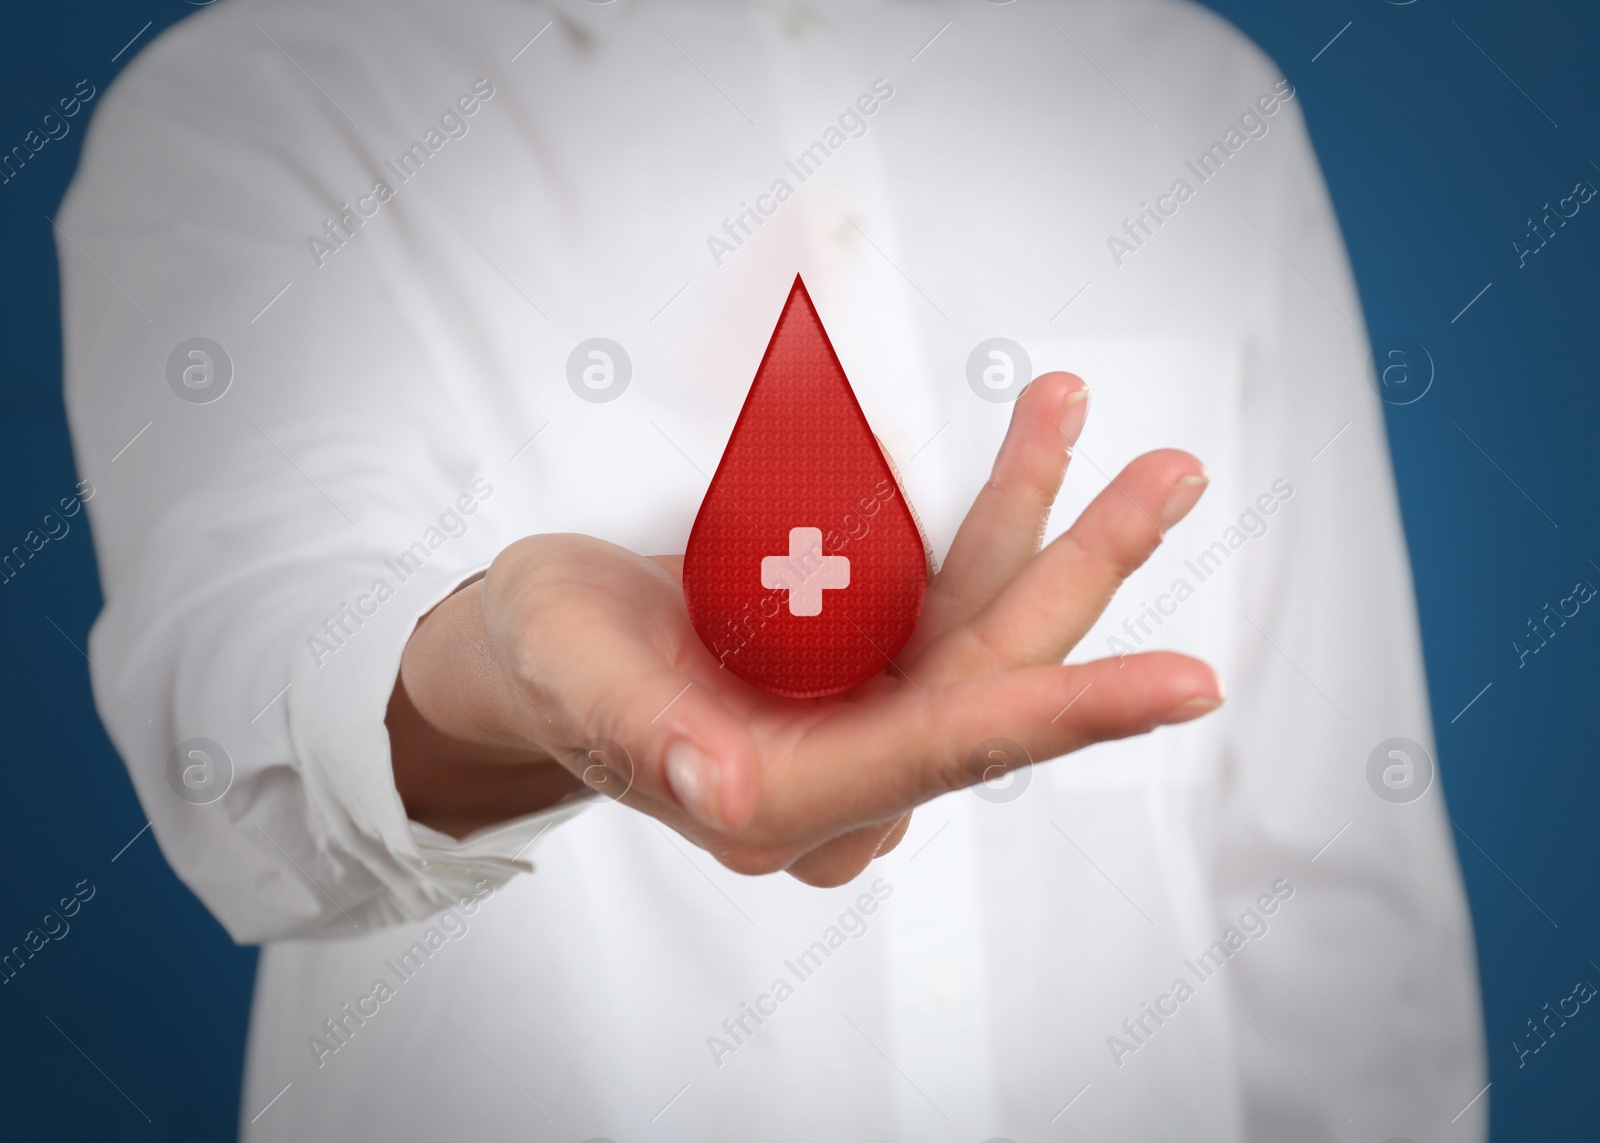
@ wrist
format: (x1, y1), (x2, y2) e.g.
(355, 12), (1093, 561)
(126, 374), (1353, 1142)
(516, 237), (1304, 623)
(399, 578), (537, 751)
(388, 577), (583, 836)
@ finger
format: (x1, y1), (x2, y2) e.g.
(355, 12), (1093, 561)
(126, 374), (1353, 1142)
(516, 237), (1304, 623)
(603, 663), (763, 832)
(497, 551), (761, 831)
(913, 373), (1089, 648)
(875, 813), (913, 857)
(540, 650), (763, 832)
(764, 653), (1221, 830)
(785, 813), (911, 887)
(922, 449), (1207, 682)
(647, 554), (685, 582)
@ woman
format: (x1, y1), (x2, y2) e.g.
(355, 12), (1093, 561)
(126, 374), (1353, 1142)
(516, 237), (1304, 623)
(59, 0), (1483, 1137)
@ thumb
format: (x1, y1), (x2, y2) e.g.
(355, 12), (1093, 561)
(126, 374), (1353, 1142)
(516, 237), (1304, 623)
(569, 662), (759, 832)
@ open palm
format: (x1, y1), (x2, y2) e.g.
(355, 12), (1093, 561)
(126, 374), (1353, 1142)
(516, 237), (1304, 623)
(460, 372), (1221, 886)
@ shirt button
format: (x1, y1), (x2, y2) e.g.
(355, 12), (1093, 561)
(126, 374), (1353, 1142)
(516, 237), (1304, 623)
(928, 967), (965, 1008)
(781, 5), (819, 41)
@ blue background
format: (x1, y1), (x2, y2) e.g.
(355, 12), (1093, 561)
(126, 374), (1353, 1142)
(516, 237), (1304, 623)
(0, 1), (1594, 1138)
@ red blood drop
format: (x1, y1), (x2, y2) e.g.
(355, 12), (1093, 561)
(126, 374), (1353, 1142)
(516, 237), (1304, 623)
(683, 276), (928, 699)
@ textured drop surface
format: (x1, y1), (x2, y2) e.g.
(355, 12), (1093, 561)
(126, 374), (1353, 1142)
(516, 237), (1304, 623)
(683, 276), (927, 698)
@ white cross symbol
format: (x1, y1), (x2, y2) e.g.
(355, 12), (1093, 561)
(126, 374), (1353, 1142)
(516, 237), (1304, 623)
(761, 527), (850, 617)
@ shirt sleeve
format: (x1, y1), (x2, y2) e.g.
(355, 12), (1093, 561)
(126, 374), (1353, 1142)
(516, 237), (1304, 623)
(1212, 54), (1488, 1140)
(55, 13), (590, 944)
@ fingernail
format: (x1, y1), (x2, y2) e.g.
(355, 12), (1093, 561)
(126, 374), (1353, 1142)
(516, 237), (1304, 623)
(1057, 387), (1091, 449)
(1159, 696), (1224, 725)
(1159, 474), (1209, 534)
(665, 742), (721, 827)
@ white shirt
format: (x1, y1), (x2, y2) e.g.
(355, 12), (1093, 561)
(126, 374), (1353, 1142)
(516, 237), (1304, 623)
(58, 0), (1486, 1138)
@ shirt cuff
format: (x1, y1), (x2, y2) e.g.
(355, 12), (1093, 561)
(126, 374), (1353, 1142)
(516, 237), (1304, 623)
(285, 557), (591, 932)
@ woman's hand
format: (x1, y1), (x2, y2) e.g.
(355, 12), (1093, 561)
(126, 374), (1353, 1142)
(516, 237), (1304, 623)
(390, 372), (1221, 886)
